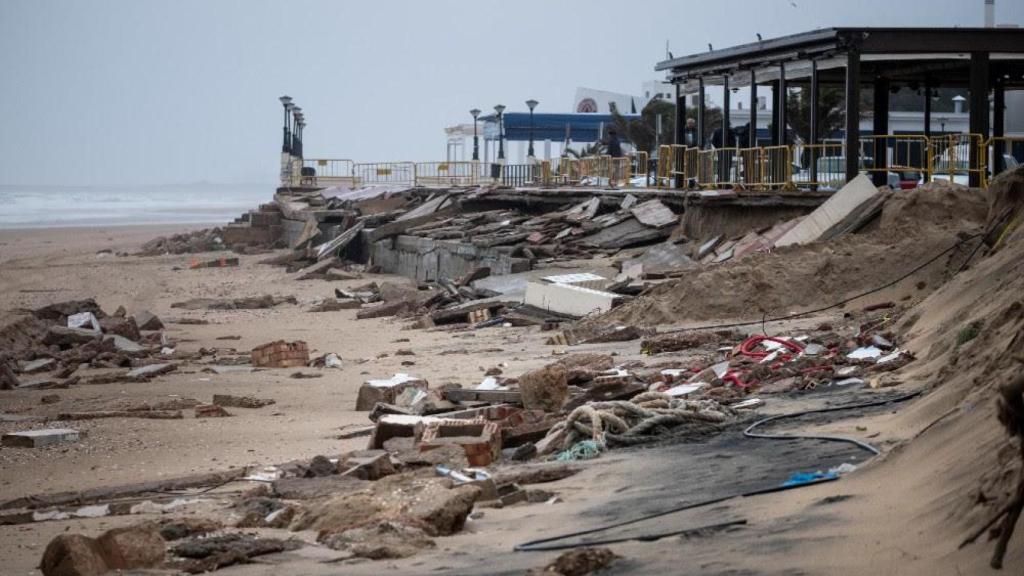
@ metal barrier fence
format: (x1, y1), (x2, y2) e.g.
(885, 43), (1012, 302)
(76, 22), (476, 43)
(500, 163), (536, 187)
(297, 159), (355, 187)
(353, 162), (416, 186)
(929, 133), (985, 186)
(294, 134), (1013, 191)
(415, 161), (481, 186)
(791, 143), (847, 190)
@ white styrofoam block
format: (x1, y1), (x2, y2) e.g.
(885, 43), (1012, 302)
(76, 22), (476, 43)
(542, 272), (610, 290)
(524, 282), (618, 317)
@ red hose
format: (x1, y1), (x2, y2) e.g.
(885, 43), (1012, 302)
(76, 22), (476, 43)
(737, 335), (804, 359)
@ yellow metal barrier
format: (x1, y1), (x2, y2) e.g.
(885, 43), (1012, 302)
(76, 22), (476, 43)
(414, 161), (481, 186)
(655, 145), (672, 187)
(929, 133), (985, 186)
(353, 162), (416, 185)
(791, 143), (847, 190)
(630, 151), (649, 184)
(695, 148), (739, 188)
(760, 145), (792, 188)
(738, 148), (763, 188)
(298, 159), (355, 187)
(859, 135), (929, 183)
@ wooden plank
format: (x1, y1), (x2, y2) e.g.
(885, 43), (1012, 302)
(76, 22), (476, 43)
(630, 199), (678, 228)
(580, 217), (671, 249)
(293, 257), (338, 280)
(293, 217), (321, 249)
(314, 221), (365, 261)
(396, 194), (451, 222)
(366, 204), (460, 242)
(443, 389), (522, 404)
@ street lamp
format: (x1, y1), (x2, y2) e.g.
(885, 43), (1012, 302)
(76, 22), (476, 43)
(279, 95), (293, 153)
(295, 115), (304, 158)
(525, 99), (538, 159)
(470, 109), (481, 161)
(494, 104), (506, 162)
(291, 106), (302, 155)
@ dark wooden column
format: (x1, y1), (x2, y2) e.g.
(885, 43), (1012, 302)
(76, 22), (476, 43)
(722, 75), (731, 146)
(923, 77), (933, 138)
(809, 60), (820, 188)
(749, 70), (758, 147)
(872, 78), (890, 187)
(697, 76), (706, 149)
(993, 78), (1005, 177)
(770, 80), (781, 146)
(969, 52), (990, 188)
(777, 63), (788, 145)
(675, 83), (685, 188)
(845, 48), (862, 183)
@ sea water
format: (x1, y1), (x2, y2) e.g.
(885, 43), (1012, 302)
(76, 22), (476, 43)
(0, 182), (270, 228)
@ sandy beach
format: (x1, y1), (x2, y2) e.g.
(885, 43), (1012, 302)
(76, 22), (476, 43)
(2, 204), (1022, 576)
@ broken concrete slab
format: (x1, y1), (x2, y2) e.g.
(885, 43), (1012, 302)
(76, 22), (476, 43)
(126, 363), (176, 381)
(338, 450), (396, 480)
(21, 358), (56, 374)
(2, 428), (80, 448)
(524, 282), (619, 318)
(775, 174), (879, 247)
(133, 310), (164, 331)
(212, 394), (275, 409)
(356, 374), (429, 411)
(630, 199), (678, 228)
(293, 256), (339, 280)
(105, 334), (145, 353)
(315, 221), (366, 261)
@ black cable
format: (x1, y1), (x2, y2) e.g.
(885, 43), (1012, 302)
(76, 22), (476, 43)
(743, 389), (924, 455)
(514, 391), (921, 552)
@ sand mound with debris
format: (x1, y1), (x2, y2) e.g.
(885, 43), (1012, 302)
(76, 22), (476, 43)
(774, 166), (1024, 571)
(596, 182), (989, 327)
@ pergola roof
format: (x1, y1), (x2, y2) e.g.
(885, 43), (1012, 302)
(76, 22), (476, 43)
(656, 27), (1024, 91)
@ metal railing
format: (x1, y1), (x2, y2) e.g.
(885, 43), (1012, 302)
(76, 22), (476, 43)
(353, 162), (416, 186)
(500, 163), (536, 187)
(290, 133), (1013, 192)
(415, 161), (481, 186)
(791, 143), (847, 190)
(929, 133), (986, 186)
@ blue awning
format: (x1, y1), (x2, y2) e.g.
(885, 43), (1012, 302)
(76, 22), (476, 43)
(480, 112), (641, 143)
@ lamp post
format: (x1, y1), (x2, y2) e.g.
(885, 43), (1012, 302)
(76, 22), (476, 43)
(291, 107), (302, 156)
(495, 104), (506, 162)
(526, 99), (538, 159)
(279, 96), (293, 153)
(470, 109), (481, 161)
(295, 115), (304, 159)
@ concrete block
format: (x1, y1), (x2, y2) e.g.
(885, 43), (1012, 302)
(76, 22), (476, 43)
(2, 428), (80, 448)
(775, 174), (878, 247)
(541, 272), (610, 290)
(419, 419), (501, 467)
(524, 282), (618, 318)
(355, 373), (428, 411)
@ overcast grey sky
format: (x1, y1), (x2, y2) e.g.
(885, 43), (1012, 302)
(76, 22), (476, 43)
(2, 0), (1022, 186)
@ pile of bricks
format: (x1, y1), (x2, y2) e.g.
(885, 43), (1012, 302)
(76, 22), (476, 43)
(251, 340), (310, 368)
(419, 419), (501, 466)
